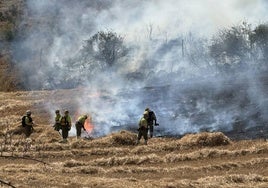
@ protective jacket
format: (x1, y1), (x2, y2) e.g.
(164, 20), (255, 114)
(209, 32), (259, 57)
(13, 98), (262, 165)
(24, 115), (34, 138)
(146, 110), (157, 125)
(139, 117), (148, 129)
(77, 115), (87, 125)
(25, 116), (33, 126)
(55, 114), (61, 124)
(60, 115), (71, 127)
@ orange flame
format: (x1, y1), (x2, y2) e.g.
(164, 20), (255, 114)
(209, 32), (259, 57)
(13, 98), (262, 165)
(74, 111), (94, 134)
(84, 116), (94, 134)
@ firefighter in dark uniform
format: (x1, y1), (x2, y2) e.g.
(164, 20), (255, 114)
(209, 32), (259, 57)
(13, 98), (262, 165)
(59, 110), (72, 143)
(145, 107), (157, 138)
(24, 110), (34, 138)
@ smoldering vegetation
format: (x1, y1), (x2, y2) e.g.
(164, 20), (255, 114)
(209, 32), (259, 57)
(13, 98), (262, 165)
(0, 0), (266, 137)
(1, 1), (268, 187)
(0, 90), (268, 187)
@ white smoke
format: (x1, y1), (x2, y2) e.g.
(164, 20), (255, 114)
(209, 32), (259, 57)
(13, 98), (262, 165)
(14, 0), (268, 137)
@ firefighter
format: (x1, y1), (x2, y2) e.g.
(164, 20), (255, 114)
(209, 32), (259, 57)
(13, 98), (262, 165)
(22, 110), (34, 138)
(145, 107), (157, 138)
(53, 110), (61, 131)
(136, 111), (149, 145)
(59, 110), (72, 143)
(75, 114), (88, 139)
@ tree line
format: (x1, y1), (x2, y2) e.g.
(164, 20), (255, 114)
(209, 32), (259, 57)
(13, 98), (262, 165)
(1, 21), (268, 90)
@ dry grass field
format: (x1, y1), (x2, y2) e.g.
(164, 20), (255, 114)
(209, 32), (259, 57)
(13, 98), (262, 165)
(0, 0), (268, 186)
(0, 89), (268, 188)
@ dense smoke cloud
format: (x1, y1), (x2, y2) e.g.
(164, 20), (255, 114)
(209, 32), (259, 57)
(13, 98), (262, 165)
(14, 0), (268, 137)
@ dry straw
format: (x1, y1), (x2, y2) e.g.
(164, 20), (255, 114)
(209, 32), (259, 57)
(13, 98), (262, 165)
(90, 130), (137, 147)
(179, 132), (232, 147)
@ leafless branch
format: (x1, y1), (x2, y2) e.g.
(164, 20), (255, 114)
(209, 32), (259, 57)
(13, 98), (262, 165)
(0, 155), (49, 165)
(0, 178), (16, 188)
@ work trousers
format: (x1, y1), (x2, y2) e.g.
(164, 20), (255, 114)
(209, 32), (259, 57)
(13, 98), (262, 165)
(75, 121), (83, 137)
(24, 125), (33, 138)
(148, 123), (154, 138)
(62, 126), (69, 139)
(137, 127), (148, 141)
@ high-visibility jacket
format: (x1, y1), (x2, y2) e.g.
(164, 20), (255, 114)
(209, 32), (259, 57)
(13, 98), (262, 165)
(60, 115), (71, 127)
(55, 114), (61, 124)
(139, 117), (148, 129)
(77, 115), (87, 125)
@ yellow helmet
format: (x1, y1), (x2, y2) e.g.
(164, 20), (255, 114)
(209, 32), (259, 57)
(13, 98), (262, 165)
(143, 111), (149, 117)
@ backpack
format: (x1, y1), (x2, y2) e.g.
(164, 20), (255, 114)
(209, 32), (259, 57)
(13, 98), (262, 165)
(21, 116), (26, 127)
(148, 111), (154, 122)
(60, 116), (68, 126)
(22, 116), (32, 127)
(60, 116), (71, 131)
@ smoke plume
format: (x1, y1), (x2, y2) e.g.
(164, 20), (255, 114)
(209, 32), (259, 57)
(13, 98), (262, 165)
(13, 0), (268, 137)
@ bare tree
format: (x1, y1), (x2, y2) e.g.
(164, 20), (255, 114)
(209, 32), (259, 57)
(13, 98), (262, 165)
(81, 31), (127, 69)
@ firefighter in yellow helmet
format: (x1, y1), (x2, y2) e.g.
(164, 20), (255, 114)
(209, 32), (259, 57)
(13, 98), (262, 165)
(75, 114), (88, 139)
(53, 110), (62, 131)
(136, 111), (149, 145)
(59, 110), (72, 143)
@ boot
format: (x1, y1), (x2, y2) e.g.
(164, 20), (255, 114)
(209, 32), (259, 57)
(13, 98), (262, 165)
(144, 140), (147, 145)
(136, 140), (140, 145)
(59, 139), (67, 143)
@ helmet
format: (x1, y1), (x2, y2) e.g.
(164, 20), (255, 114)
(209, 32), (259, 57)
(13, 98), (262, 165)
(26, 110), (31, 116)
(64, 110), (69, 114)
(55, 110), (60, 113)
(145, 107), (150, 111)
(143, 111), (149, 117)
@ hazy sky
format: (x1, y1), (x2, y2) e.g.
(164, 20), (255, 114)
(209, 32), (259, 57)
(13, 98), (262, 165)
(27, 0), (268, 41)
(91, 0), (268, 40)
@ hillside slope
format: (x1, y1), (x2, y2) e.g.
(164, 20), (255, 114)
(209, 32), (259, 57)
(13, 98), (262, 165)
(0, 0), (24, 91)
